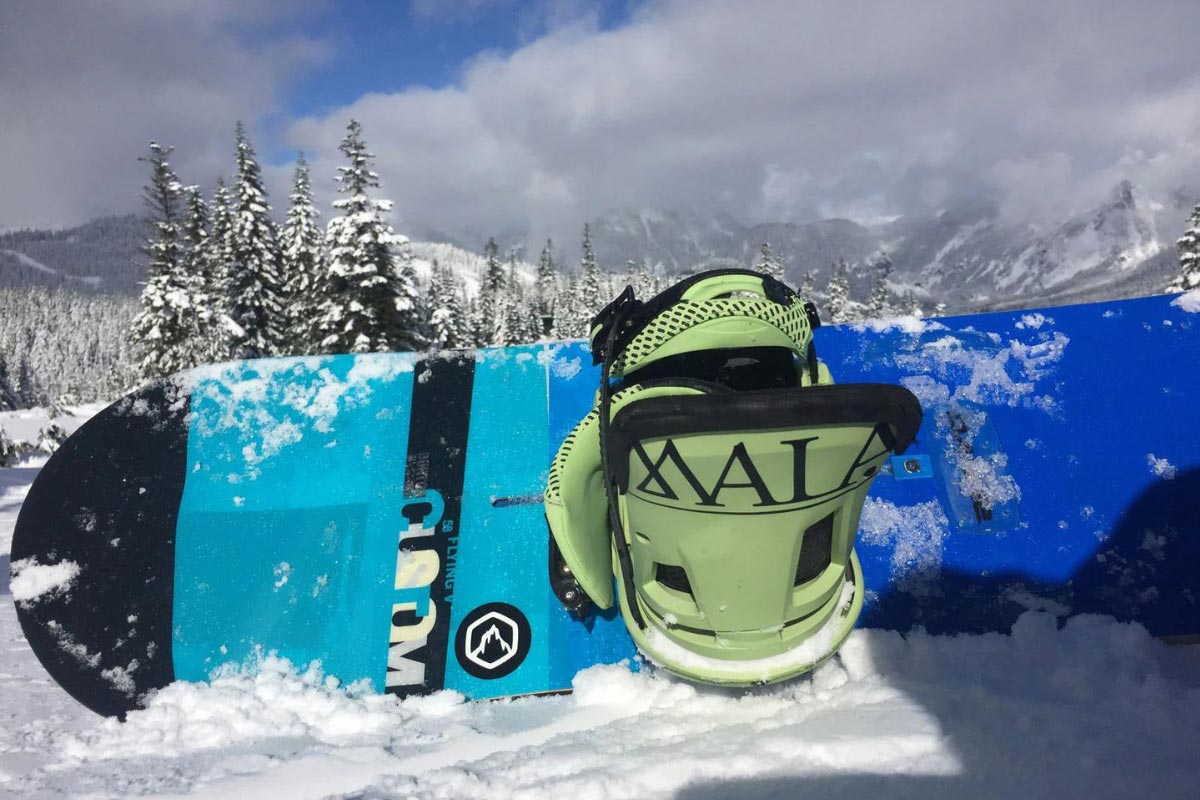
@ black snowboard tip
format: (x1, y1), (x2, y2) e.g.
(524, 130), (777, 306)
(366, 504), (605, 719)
(10, 379), (190, 718)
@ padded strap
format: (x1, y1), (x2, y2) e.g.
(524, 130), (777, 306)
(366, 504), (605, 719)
(589, 269), (812, 367)
(606, 383), (922, 492)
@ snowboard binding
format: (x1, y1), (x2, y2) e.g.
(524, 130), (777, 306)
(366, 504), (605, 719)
(545, 269), (923, 686)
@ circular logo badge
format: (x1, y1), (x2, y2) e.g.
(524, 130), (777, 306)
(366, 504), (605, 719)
(454, 602), (531, 679)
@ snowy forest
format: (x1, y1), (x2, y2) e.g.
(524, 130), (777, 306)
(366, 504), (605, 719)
(3, 118), (1200, 419)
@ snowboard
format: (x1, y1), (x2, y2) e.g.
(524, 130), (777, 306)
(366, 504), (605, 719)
(11, 293), (1200, 717)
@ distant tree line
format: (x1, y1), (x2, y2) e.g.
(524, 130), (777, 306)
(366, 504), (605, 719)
(8, 123), (1199, 423)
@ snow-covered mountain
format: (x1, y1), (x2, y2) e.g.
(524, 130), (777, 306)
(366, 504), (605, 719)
(885, 181), (1178, 311)
(570, 180), (1184, 312)
(1, 181), (1188, 313)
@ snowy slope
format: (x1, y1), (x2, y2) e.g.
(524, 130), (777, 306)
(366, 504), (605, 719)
(0, 249), (102, 289)
(407, 241), (536, 298)
(3, 404), (1200, 797)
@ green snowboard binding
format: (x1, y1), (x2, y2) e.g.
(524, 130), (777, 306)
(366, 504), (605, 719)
(545, 269), (923, 686)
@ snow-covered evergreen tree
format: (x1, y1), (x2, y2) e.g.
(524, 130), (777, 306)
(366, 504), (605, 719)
(552, 275), (581, 339)
(481, 237), (505, 296)
(902, 290), (923, 317)
(475, 237), (506, 344)
(800, 271), (816, 300)
(36, 395), (73, 454)
(180, 186), (226, 364)
(209, 178), (234, 273)
(825, 260), (851, 323)
(573, 224), (605, 333)
(205, 178), (234, 357)
(0, 425), (21, 467)
(0, 353), (19, 411)
(867, 251), (893, 318)
(465, 295), (486, 348)
(279, 155), (325, 353)
(427, 259), (468, 349)
(227, 123), (285, 359)
(315, 120), (421, 354)
(129, 141), (202, 379)
(579, 224), (603, 301)
(756, 242), (785, 282)
(534, 239), (556, 335)
(1170, 202), (1200, 293)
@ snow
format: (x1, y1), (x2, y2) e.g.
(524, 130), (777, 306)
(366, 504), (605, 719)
(859, 499), (949, 597)
(1146, 453), (1177, 480)
(8, 558), (80, 603)
(1014, 312), (1053, 330)
(0, 248), (102, 287)
(4, 409), (1200, 797)
(1170, 289), (1200, 313)
(853, 315), (945, 335)
(641, 582), (857, 683)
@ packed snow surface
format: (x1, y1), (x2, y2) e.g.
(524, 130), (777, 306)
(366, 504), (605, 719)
(3, 448), (1200, 797)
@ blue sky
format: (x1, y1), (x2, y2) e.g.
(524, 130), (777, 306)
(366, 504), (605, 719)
(280, 1), (636, 118)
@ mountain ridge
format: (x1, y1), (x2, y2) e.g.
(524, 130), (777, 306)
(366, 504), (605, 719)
(0, 181), (1188, 314)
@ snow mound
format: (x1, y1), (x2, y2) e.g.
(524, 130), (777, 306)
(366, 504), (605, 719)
(59, 656), (462, 762)
(3, 605), (1200, 798)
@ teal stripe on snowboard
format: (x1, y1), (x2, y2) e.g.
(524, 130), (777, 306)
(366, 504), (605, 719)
(443, 346), (552, 698)
(173, 355), (418, 689)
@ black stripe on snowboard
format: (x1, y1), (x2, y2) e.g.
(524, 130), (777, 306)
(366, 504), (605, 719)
(11, 380), (189, 718)
(387, 354), (475, 697)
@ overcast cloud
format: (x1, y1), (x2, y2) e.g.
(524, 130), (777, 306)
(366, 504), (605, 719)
(4, 0), (1200, 239)
(0, 1), (329, 230)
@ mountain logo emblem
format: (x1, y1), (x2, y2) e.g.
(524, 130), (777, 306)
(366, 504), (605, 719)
(455, 603), (531, 679)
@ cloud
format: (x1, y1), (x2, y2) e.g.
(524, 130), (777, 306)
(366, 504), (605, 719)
(0, 1), (331, 230)
(286, 0), (1200, 242)
(6, 0), (1200, 240)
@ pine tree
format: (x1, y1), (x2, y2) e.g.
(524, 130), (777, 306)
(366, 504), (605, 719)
(203, 178), (234, 360)
(227, 122), (285, 359)
(800, 271), (816, 300)
(576, 224), (604, 331)
(481, 237), (506, 295)
(465, 295), (487, 348)
(552, 275), (581, 339)
(180, 186), (225, 364)
(129, 141), (200, 379)
(534, 239), (556, 335)
(279, 155), (325, 352)
(36, 395), (73, 454)
(427, 259), (467, 349)
(209, 178), (234, 274)
(497, 257), (517, 345)
(867, 251), (893, 318)
(315, 120), (421, 353)
(756, 242), (785, 282)
(0, 353), (19, 411)
(825, 259), (851, 323)
(0, 425), (21, 467)
(902, 290), (923, 317)
(1170, 202), (1200, 293)
(475, 237), (506, 344)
